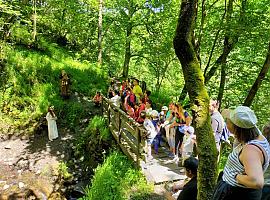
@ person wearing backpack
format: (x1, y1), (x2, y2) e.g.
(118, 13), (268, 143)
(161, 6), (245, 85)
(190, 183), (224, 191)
(210, 100), (225, 152)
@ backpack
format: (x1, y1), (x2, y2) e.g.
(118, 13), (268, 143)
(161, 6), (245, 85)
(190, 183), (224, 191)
(220, 123), (231, 143)
(127, 93), (136, 106)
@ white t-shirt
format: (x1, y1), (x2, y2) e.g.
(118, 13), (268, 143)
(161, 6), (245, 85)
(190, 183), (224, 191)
(110, 95), (121, 107)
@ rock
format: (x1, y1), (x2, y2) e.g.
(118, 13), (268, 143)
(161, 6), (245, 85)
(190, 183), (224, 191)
(21, 135), (29, 140)
(35, 170), (41, 175)
(17, 159), (29, 170)
(19, 130), (24, 134)
(60, 154), (65, 159)
(4, 144), (11, 149)
(19, 182), (25, 189)
(3, 184), (10, 190)
(56, 151), (61, 155)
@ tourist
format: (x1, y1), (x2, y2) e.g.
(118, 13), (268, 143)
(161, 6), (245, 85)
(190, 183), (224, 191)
(46, 106), (59, 141)
(210, 100), (224, 152)
(60, 70), (71, 99)
(134, 98), (146, 123)
(151, 110), (162, 154)
(164, 103), (177, 157)
(142, 111), (157, 160)
(171, 104), (191, 162)
(159, 105), (169, 124)
(181, 126), (196, 165)
(212, 106), (270, 200)
(145, 100), (153, 115)
(132, 78), (143, 100)
(168, 157), (198, 200)
(93, 91), (102, 107)
(110, 90), (121, 108)
(143, 90), (151, 104)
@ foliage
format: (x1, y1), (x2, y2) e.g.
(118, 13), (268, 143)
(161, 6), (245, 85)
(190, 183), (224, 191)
(80, 151), (153, 200)
(74, 116), (111, 157)
(58, 161), (72, 180)
(0, 42), (107, 133)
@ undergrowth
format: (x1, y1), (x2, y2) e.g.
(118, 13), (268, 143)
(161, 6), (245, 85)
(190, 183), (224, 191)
(0, 41), (107, 133)
(80, 151), (153, 200)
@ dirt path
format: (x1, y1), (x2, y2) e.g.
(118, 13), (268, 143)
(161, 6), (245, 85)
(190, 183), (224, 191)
(0, 128), (75, 199)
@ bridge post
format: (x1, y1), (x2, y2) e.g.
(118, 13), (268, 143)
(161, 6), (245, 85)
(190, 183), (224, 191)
(136, 128), (141, 167)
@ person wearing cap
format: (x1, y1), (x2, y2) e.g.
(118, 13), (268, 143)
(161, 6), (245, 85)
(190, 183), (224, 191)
(212, 106), (270, 200)
(159, 106), (169, 124)
(142, 111), (157, 160)
(181, 126), (196, 165)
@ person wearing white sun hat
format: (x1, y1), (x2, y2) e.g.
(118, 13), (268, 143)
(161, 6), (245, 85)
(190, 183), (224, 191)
(212, 106), (270, 200)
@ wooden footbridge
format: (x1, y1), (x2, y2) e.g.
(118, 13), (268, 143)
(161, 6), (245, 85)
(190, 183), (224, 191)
(102, 97), (186, 185)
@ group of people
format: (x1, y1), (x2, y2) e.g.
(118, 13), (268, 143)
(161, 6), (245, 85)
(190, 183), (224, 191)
(103, 78), (270, 200)
(103, 78), (196, 163)
(47, 73), (270, 200)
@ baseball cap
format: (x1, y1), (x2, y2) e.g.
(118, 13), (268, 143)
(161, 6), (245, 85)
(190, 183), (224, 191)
(229, 106), (257, 129)
(161, 106), (168, 111)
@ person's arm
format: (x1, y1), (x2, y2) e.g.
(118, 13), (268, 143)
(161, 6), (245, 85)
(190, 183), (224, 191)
(236, 145), (264, 189)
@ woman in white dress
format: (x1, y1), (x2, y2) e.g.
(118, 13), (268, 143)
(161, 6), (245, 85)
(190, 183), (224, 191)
(46, 106), (59, 141)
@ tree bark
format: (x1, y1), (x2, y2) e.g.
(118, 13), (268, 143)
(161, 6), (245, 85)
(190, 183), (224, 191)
(174, 0), (218, 199)
(204, 0), (246, 85)
(98, 0), (103, 65)
(217, 63), (226, 110)
(122, 23), (132, 78)
(243, 42), (270, 106)
(178, 84), (188, 103)
(32, 0), (37, 42)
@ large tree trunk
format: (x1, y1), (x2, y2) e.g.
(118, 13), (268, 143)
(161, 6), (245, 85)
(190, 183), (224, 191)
(243, 42), (270, 106)
(122, 23), (132, 78)
(174, 0), (218, 199)
(98, 0), (103, 65)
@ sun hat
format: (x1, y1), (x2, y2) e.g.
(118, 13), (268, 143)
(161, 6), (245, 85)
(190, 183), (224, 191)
(151, 110), (159, 118)
(229, 106), (257, 129)
(161, 106), (168, 111)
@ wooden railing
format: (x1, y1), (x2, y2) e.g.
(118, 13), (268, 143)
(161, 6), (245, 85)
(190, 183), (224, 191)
(102, 96), (148, 167)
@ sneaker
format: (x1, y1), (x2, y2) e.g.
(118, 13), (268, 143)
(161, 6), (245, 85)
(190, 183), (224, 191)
(172, 156), (179, 164)
(147, 155), (154, 160)
(168, 152), (175, 158)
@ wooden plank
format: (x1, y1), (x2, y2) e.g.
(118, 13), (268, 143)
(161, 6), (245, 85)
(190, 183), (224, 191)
(120, 130), (138, 153)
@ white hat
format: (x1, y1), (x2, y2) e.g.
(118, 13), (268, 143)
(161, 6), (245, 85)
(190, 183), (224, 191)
(230, 106), (257, 129)
(151, 110), (159, 117)
(161, 106), (168, 111)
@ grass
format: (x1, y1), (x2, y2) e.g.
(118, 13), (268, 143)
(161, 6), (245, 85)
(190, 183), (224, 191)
(0, 40), (107, 133)
(80, 151), (154, 200)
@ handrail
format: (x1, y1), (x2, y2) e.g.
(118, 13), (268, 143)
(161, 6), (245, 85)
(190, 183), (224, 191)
(102, 96), (147, 167)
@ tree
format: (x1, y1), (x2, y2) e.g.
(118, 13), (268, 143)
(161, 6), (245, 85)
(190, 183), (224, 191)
(98, 0), (103, 65)
(243, 42), (270, 106)
(174, 0), (218, 200)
